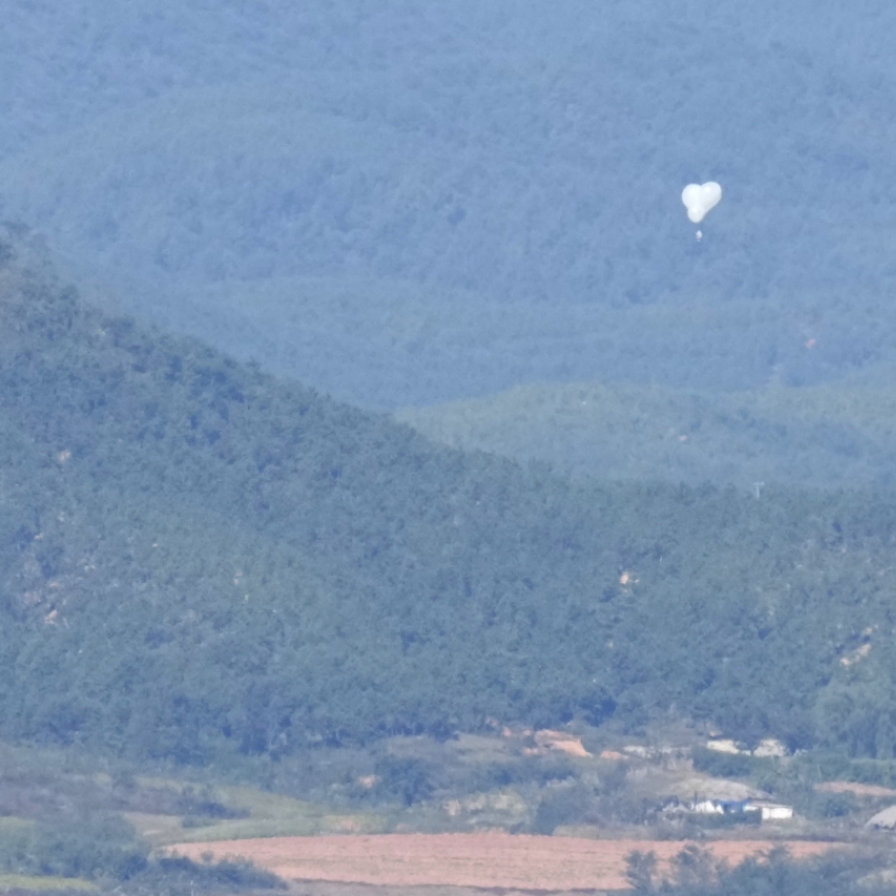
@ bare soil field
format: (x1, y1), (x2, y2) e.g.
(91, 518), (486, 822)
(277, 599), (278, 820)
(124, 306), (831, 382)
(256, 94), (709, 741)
(168, 832), (840, 891)
(815, 781), (896, 798)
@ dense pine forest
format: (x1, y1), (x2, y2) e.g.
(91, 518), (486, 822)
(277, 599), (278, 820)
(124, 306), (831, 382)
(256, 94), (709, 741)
(3, 225), (896, 765)
(4, 5), (896, 894)
(2, 1), (896, 408)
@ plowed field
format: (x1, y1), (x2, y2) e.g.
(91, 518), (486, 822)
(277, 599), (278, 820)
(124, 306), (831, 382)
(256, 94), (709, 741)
(169, 832), (839, 891)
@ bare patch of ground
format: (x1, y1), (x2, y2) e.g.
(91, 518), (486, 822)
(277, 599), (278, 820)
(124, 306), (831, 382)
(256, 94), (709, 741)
(168, 832), (840, 892)
(815, 781), (896, 798)
(286, 882), (603, 896)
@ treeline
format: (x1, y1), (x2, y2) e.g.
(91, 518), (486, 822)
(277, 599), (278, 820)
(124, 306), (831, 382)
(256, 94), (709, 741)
(398, 379), (896, 491)
(4, 228), (896, 764)
(0, 816), (280, 894)
(0, 744), (281, 893)
(626, 846), (893, 896)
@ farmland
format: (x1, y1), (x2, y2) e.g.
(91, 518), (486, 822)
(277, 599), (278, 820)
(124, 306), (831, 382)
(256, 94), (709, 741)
(168, 832), (839, 891)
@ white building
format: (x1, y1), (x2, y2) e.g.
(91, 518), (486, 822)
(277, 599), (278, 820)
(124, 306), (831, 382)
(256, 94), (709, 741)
(750, 801), (794, 821)
(706, 738), (742, 755)
(693, 799), (727, 815)
(690, 799), (792, 822)
(866, 805), (896, 829)
(752, 738), (788, 758)
(705, 737), (788, 758)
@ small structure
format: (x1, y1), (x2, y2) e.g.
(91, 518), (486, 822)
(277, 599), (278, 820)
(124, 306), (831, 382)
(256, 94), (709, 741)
(690, 798), (792, 822)
(706, 738), (743, 755)
(705, 737), (788, 758)
(866, 805), (896, 829)
(693, 799), (726, 815)
(692, 799), (755, 816)
(750, 801), (794, 821)
(753, 738), (788, 758)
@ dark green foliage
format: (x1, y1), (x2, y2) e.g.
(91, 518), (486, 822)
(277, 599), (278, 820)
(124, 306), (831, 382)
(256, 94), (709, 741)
(371, 757), (434, 807)
(463, 756), (573, 796)
(806, 754), (896, 789)
(149, 856), (285, 892)
(667, 845), (720, 890)
(625, 850), (659, 894)
(176, 786), (249, 825)
(5, 231), (896, 762)
(0, 748), (281, 890)
(818, 792), (858, 818)
(692, 749), (767, 779)
(0, 815), (147, 881)
(532, 787), (592, 834)
(176, 787), (244, 820)
(626, 846), (892, 896)
(598, 761), (629, 795)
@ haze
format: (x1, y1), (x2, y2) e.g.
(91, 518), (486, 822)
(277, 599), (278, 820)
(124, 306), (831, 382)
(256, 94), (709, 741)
(3, 1), (895, 410)
(6, 6), (896, 893)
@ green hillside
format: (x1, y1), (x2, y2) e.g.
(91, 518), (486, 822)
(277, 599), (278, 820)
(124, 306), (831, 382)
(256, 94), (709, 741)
(4, 225), (896, 764)
(396, 381), (896, 490)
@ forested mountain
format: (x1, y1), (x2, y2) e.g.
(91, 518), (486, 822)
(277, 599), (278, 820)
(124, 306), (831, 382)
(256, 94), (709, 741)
(2, 1), (896, 406)
(397, 381), (896, 491)
(3, 227), (896, 763)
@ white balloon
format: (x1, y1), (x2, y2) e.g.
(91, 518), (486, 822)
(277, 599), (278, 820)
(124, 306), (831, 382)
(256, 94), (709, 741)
(682, 181), (722, 224)
(702, 181), (722, 207)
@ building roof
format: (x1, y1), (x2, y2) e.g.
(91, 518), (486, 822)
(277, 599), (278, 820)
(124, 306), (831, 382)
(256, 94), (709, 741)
(865, 805), (896, 829)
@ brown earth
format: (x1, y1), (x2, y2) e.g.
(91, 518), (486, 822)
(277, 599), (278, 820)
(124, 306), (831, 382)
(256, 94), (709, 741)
(168, 832), (840, 891)
(815, 781), (896, 798)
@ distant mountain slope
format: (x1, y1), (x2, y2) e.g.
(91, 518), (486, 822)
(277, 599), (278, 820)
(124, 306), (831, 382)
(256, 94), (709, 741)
(396, 381), (896, 490)
(4, 227), (896, 763)
(2, 1), (896, 405)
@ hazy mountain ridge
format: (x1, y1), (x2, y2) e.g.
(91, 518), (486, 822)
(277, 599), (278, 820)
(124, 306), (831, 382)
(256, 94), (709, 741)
(2, 1), (896, 405)
(396, 381), (896, 490)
